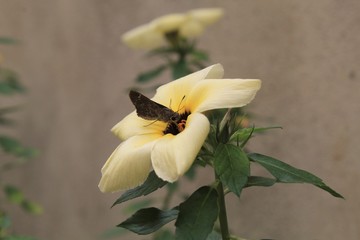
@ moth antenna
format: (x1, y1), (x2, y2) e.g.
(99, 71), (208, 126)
(176, 95), (186, 113)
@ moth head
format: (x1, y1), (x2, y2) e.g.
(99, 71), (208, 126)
(170, 112), (181, 122)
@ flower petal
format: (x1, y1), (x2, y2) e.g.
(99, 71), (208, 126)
(151, 14), (187, 32)
(189, 8), (224, 26)
(99, 134), (161, 192)
(111, 111), (167, 141)
(122, 24), (165, 50)
(179, 19), (204, 38)
(152, 64), (224, 112)
(111, 64), (224, 140)
(151, 113), (210, 182)
(187, 79), (261, 113)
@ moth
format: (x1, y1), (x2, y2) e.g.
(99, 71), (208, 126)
(129, 90), (181, 124)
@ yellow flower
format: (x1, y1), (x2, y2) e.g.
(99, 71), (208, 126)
(122, 8), (224, 50)
(99, 64), (261, 193)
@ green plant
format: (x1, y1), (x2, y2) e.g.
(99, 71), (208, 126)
(0, 37), (41, 240)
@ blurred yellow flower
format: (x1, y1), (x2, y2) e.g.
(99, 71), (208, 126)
(99, 64), (261, 193)
(122, 8), (224, 50)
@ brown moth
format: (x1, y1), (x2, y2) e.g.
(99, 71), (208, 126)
(129, 90), (181, 123)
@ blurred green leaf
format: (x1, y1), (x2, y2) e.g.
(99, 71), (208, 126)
(2, 236), (39, 240)
(147, 47), (177, 57)
(0, 37), (18, 45)
(214, 143), (249, 196)
(0, 69), (25, 95)
(190, 49), (209, 61)
(248, 153), (344, 198)
(0, 106), (21, 115)
(0, 213), (12, 229)
(136, 65), (168, 83)
(118, 207), (178, 235)
(175, 186), (218, 240)
(4, 185), (24, 204)
(112, 171), (167, 207)
(0, 106), (21, 126)
(21, 200), (43, 215)
(0, 116), (14, 126)
(206, 231), (222, 240)
(171, 59), (190, 79)
(184, 164), (198, 180)
(0, 136), (38, 158)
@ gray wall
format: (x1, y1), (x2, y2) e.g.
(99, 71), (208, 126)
(1, 0), (359, 239)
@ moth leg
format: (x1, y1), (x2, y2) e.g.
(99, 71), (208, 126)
(143, 119), (159, 127)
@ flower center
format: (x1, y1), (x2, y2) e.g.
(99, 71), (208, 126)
(163, 111), (190, 135)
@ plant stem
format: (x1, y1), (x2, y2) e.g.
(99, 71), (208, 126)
(162, 183), (177, 210)
(215, 174), (231, 239)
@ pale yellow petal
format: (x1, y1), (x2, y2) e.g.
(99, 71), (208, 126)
(151, 14), (187, 32)
(122, 24), (165, 50)
(151, 113), (210, 182)
(152, 64), (224, 113)
(188, 79), (261, 113)
(111, 111), (167, 141)
(179, 19), (204, 38)
(99, 134), (161, 193)
(189, 8), (224, 26)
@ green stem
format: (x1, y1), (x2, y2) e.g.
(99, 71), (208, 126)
(162, 183), (177, 210)
(215, 174), (231, 239)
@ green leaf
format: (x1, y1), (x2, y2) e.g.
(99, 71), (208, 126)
(0, 37), (18, 44)
(4, 185), (24, 204)
(0, 106), (21, 115)
(171, 59), (190, 79)
(190, 49), (209, 61)
(118, 207), (179, 235)
(0, 116), (14, 126)
(184, 164), (198, 180)
(21, 200), (43, 214)
(245, 176), (276, 188)
(112, 171), (167, 207)
(206, 231), (222, 240)
(175, 186), (218, 240)
(0, 136), (38, 158)
(0, 106), (19, 126)
(230, 126), (282, 142)
(147, 47), (177, 57)
(0, 213), (12, 229)
(136, 65), (168, 83)
(248, 153), (344, 198)
(2, 236), (39, 240)
(214, 143), (250, 196)
(0, 69), (25, 95)
(153, 229), (175, 240)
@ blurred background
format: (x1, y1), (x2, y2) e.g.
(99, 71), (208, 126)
(1, 0), (359, 239)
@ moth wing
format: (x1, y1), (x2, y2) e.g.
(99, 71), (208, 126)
(129, 90), (168, 121)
